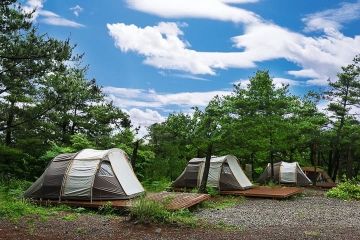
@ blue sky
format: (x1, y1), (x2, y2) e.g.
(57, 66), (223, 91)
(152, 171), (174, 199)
(24, 0), (360, 136)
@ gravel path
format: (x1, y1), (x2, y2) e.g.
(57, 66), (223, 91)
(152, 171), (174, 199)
(193, 190), (360, 239)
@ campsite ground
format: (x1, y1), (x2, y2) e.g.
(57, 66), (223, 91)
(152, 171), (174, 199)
(1, 187), (360, 240)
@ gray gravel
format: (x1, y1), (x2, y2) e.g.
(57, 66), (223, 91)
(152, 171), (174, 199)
(194, 190), (360, 232)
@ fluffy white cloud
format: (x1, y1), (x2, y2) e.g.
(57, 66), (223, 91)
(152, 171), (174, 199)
(104, 86), (231, 108)
(70, 5), (84, 17)
(108, 20), (360, 86)
(302, 0), (360, 32)
(24, 0), (85, 27)
(125, 0), (260, 24)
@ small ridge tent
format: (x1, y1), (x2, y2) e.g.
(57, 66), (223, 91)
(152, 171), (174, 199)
(172, 155), (253, 191)
(256, 161), (312, 185)
(24, 148), (144, 201)
(301, 167), (334, 183)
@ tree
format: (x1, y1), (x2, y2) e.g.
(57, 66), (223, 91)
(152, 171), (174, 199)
(0, 1), (78, 141)
(324, 54), (360, 181)
(225, 70), (299, 179)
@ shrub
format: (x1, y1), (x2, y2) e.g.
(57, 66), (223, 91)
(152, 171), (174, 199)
(325, 178), (360, 200)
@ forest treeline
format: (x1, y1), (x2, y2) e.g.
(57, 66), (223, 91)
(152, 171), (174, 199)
(1, 1), (360, 184)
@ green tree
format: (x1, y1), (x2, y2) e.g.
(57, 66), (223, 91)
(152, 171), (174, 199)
(324, 55), (360, 180)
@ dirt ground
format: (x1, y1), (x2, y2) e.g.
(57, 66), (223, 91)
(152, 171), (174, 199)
(1, 188), (359, 240)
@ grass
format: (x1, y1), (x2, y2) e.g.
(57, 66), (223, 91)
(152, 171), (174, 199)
(201, 195), (245, 210)
(304, 231), (321, 237)
(0, 177), (247, 231)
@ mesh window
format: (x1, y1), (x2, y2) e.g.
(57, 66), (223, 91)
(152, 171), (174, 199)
(98, 162), (114, 177)
(222, 164), (232, 174)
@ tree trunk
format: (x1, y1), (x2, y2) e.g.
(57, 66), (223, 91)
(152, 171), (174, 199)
(5, 101), (15, 146)
(198, 143), (213, 194)
(346, 146), (354, 179)
(270, 151), (274, 180)
(131, 140), (139, 169)
(313, 143), (317, 186)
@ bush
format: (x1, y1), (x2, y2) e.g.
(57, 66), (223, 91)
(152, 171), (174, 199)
(325, 178), (360, 200)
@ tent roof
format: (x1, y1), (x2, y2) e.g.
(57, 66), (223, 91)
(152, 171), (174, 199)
(301, 167), (326, 172)
(189, 155), (236, 163)
(74, 148), (127, 160)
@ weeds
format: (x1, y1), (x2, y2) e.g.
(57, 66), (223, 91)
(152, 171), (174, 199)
(62, 214), (78, 221)
(325, 177), (360, 200)
(98, 202), (115, 215)
(201, 195), (244, 210)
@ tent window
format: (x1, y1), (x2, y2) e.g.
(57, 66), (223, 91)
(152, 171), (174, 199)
(222, 164), (232, 174)
(98, 162), (114, 177)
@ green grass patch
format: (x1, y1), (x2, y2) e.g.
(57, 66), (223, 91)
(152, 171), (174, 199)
(201, 195), (244, 210)
(129, 194), (199, 226)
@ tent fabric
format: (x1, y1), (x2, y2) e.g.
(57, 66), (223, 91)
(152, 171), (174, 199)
(256, 161), (312, 185)
(301, 167), (334, 183)
(24, 148), (145, 201)
(172, 155), (253, 191)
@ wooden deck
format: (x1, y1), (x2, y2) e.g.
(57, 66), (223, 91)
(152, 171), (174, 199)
(311, 182), (338, 188)
(31, 192), (210, 211)
(171, 186), (303, 199)
(220, 186), (303, 198)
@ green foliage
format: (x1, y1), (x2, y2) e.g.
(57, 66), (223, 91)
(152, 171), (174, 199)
(0, 178), (65, 221)
(142, 179), (172, 192)
(205, 186), (220, 197)
(201, 195), (244, 210)
(129, 194), (198, 226)
(129, 195), (172, 223)
(70, 134), (93, 151)
(97, 202), (115, 215)
(62, 214), (78, 221)
(325, 178), (360, 200)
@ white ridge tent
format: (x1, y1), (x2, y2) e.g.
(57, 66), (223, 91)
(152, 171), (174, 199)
(24, 148), (144, 201)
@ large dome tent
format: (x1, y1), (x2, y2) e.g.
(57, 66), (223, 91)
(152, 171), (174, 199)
(24, 148), (144, 201)
(172, 155), (253, 191)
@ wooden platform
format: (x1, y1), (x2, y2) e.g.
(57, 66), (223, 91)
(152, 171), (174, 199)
(220, 186), (303, 198)
(31, 192), (210, 211)
(170, 186), (303, 199)
(311, 182), (338, 188)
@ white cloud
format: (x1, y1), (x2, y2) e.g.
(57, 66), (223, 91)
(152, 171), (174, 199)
(24, 0), (85, 27)
(108, 20), (360, 86)
(172, 74), (209, 81)
(41, 17), (85, 28)
(302, 0), (360, 32)
(70, 5), (84, 17)
(287, 69), (320, 78)
(125, 108), (166, 127)
(125, 0), (261, 24)
(103, 86), (231, 108)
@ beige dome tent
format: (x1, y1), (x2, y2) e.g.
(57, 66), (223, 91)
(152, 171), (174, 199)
(172, 155), (253, 191)
(24, 148), (144, 201)
(256, 161), (312, 185)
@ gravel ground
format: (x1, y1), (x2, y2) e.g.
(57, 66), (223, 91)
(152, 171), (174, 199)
(1, 188), (360, 239)
(194, 188), (360, 239)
